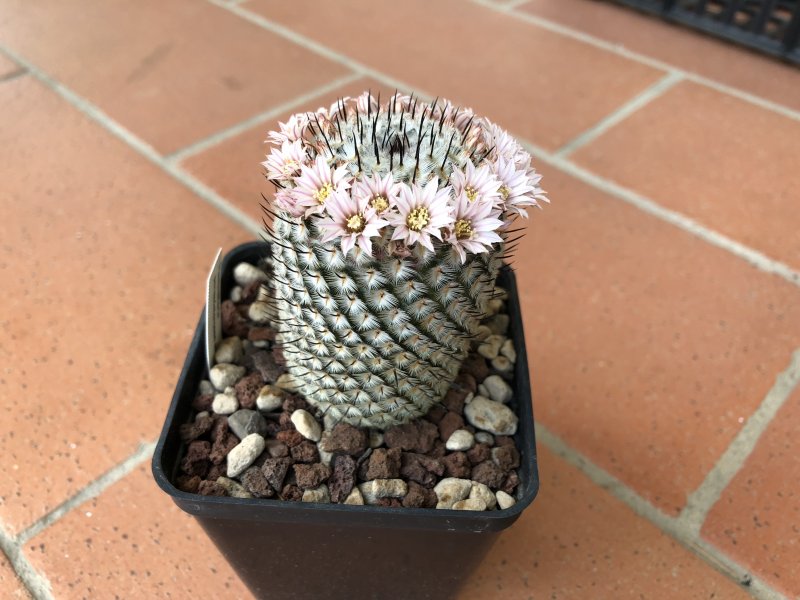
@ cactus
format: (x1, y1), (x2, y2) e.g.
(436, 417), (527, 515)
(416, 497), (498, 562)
(262, 92), (547, 428)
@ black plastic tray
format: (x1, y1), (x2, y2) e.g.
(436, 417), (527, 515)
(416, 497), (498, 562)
(152, 241), (540, 600)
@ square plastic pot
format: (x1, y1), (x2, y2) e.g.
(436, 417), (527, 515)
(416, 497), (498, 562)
(152, 241), (540, 600)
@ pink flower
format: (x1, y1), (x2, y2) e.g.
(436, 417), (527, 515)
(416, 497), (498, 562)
(351, 172), (401, 215)
(486, 121), (522, 163)
(274, 189), (304, 218)
(450, 161), (501, 207)
(492, 156), (537, 217)
(318, 189), (389, 256)
(262, 140), (307, 181)
(447, 193), (504, 263)
(267, 114), (310, 145)
(389, 180), (453, 252)
(292, 155), (351, 217)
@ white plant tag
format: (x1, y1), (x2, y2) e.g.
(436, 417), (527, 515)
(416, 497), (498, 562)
(205, 248), (223, 371)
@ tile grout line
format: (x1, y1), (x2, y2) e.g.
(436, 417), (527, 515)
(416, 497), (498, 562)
(0, 525), (53, 600)
(554, 71), (683, 158)
(536, 424), (788, 600)
(0, 44), (263, 240)
(0, 67), (27, 83)
(16, 441), (157, 546)
(472, 0), (800, 124)
(165, 71), (363, 164)
(209, 0), (800, 289)
(679, 349), (800, 536)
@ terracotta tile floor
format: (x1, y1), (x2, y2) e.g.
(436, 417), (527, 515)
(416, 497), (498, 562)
(1, 0), (798, 598)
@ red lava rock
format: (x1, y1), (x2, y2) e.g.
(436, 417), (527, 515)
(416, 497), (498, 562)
(179, 414), (213, 443)
(492, 446), (520, 471)
(402, 481), (438, 508)
(206, 463), (225, 481)
(438, 412), (465, 442)
(210, 432), (238, 465)
(376, 498), (403, 508)
(191, 394), (214, 412)
(501, 470), (520, 495)
(442, 387), (468, 415)
(276, 429), (304, 448)
(293, 463), (331, 490)
(281, 484), (302, 502)
(264, 419), (283, 438)
(272, 346), (287, 367)
(426, 440), (446, 459)
(495, 436), (515, 449)
(221, 300), (249, 338)
(290, 440), (319, 464)
(454, 371), (477, 394)
(442, 452), (471, 478)
(180, 441), (211, 477)
(234, 372), (262, 410)
(472, 460), (506, 489)
(467, 443), (491, 466)
(282, 395), (310, 413)
(210, 415), (229, 444)
(364, 448), (402, 480)
(241, 466), (275, 498)
(320, 423), (368, 456)
(176, 475), (201, 494)
(241, 280), (264, 303)
(251, 350), (284, 383)
(425, 405), (447, 425)
(278, 411), (293, 429)
(329, 454), (357, 503)
(262, 457), (292, 492)
(461, 354), (489, 383)
(384, 420), (438, 454)
(266, 439), (289, 458)
(198, 480), (226, 496)
(248, 327), (277, 343)
(400, 453), (442, 487)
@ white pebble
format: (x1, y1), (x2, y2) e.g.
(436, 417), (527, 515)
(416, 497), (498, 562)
(212, 392), (238, 415)
(478, 383), (489, 397)
(233, 262), (268, 286)
(276, 373), (300, 392)
(485, 298), (504, 316)
(452, 498), (487, 511)
(256, 384), (284, 412)
(434, 478), (472, 509)
(369, 430), (385, 448)
(248, 301), (271, 324)
(229, 286), (243, 302)
(475, 325), (492, 341)
(291, 409), (322, 442)
(215, 336), (243, 365)
(464, 392), (475, 405)
(216, 477), (252, 499)
(195, 411), (210, 421)
(477, 334), (504, 359)
(226, 433), (265, 477)
(491, 356), (513, 375)
(475, 432), (494, 445)
(445, 429), (475, 452)
(317, 436), (333, 466)
(359, 479), (408, 504)
(485, 314), (510, 336)
(500, 338), (516, 363)
(302, 484), (331, 504)
(209, 363), (245, 391)
(496, 490), (517, 510)
(344, 487), (364, 505)
(483, 375), (513, 404)
(198, 380), (215, 396)
(464, 396), (518, 436)
(469, 482), (497, 510)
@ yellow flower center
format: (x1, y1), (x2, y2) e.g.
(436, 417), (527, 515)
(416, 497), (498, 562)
(499, 185), (510, 201)
(370, 195), (389, 214)
(313, 183), (333, 204)
(465, 186), (479, 202)
(454, 219), (473, 240)
(406, 207), (430, 232)
(282, 160), (300, 177)
(345, 213), (366, 234)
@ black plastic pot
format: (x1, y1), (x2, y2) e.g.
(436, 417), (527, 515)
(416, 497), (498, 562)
(152, 241), (539, 600)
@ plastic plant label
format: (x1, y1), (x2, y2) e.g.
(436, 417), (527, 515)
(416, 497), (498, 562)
(205, 248), (223, 371)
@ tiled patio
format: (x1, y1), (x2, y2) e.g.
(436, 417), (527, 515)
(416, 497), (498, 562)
(1, 0), (799, 598)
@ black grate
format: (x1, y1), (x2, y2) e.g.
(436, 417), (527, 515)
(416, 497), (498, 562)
(608, 0), (800, 64)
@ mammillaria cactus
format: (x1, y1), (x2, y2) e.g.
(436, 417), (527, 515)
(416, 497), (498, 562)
(262, 92), (547, 428)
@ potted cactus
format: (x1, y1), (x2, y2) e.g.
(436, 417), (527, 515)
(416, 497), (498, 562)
(153, 92), (547, 600)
